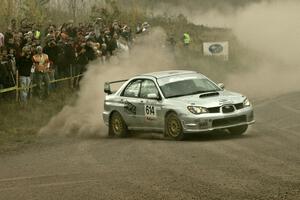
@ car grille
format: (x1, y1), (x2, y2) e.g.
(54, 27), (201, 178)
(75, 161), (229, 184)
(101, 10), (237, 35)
(222, 105), (235, 113)
(207, 107), (220, 113)
(207, 103), (244, 114)
(234, 103), (244, 110)
(212, 115), (247, 127)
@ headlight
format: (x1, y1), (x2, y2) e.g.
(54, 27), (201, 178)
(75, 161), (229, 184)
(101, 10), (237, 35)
(187, 106), (208, 114)
(243, 98), (251, 107)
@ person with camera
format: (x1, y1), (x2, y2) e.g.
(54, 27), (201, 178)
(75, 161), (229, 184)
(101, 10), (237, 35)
(16, 46), (33, 103)
(32, 46), (50, 99)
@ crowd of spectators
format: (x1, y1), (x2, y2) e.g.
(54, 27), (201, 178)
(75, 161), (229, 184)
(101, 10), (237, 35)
(0, 17), (151, 101)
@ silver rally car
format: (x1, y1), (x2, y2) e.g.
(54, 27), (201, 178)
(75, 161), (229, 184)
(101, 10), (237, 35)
(103, 70), (255, 140)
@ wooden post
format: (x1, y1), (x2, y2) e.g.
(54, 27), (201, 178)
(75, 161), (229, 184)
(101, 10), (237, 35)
(16, 70), (19, 102)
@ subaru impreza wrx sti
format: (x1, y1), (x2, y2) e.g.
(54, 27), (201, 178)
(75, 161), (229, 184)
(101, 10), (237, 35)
(103, 70), (255, 140)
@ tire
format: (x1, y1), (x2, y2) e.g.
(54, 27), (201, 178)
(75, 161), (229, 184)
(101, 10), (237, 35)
(109, 112), (128, 138)
(228, 125), (248, 135)
(165, 112), (185, 140)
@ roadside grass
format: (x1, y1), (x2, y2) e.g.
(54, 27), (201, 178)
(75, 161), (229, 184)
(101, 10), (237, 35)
(0, 85), (76, 153)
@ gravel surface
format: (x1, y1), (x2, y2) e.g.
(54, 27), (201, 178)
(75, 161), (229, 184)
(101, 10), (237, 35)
(0, 93), (299, 200)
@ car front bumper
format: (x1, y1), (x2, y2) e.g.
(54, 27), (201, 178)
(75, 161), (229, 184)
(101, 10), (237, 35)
(103, 111), (110, 126)
(180, 107), (255, 133)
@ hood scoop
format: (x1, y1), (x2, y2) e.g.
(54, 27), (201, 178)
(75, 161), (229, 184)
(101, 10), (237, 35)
(199, 92), (220, 98)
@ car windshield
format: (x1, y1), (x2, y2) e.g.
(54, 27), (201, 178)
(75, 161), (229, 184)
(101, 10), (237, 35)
(157, 74), (221, 98)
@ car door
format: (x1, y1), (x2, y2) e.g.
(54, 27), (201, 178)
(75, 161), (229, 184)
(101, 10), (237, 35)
(121, 79), (144, 128)
(139, 79), (163, 130)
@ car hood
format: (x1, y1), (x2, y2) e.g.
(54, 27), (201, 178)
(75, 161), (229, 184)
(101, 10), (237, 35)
(167, 90), (246, 108)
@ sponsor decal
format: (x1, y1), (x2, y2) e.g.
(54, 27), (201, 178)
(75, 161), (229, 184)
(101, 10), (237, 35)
(209, 44), (224, 54)
(203, 42), (229, 60)
(124, 101), (136, 115)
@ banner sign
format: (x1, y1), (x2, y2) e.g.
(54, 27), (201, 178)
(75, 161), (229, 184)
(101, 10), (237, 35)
(203, 42), (229, 60)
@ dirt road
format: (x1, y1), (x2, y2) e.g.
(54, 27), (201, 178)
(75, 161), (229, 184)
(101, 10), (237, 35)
(0, 92), (299, 200)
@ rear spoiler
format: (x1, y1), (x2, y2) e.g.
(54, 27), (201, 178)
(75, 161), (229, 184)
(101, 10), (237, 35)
(104, 79), (128, 94)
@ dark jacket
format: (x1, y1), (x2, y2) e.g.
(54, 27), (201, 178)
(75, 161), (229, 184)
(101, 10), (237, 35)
(64, 44), (76, 65)
(17, 55), (33, 77)
(85, 45), (96, 61)
(107, 39), (118, 56)
(44, 45), (59, 65)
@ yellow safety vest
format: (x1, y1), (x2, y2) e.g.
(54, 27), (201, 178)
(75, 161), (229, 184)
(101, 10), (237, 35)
(183, 33), (191, 44)
(34, 31), (41, 39)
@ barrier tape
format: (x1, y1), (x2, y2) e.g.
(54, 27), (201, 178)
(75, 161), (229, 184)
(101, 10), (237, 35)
(0, 74), (84, 94)
(0, 86), (17, 93)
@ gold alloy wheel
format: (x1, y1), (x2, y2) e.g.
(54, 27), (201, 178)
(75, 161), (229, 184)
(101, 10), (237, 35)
(111, 113), (124, 136)
(167, 114), (182, 138)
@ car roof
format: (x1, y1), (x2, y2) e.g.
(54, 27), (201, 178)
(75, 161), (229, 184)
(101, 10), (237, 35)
(141, 70), (200, 79)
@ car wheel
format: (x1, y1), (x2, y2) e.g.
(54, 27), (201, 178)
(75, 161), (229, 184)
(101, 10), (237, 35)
(109, 112), (128, 137)
(228, 125), (248, 135)
(165, 112), (185, 140)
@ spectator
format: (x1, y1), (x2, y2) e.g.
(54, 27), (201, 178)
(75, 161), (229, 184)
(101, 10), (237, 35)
(16, 46), (33, 103)
(60, 27), (69, 42)
(0, 33), (4, 48)
(136, 22), (142, 34)
(74, 42), (88, 87)
(94, 18), (104, 39)
(64, 39), (76, 77)
(183, 32), (191, 47)
(96, 30), (107, 45)
(142, 22), (150, 32)
(167, 34), (177, 51)
(1, 48), (16, 87)
(32, 46), (50, 99)
(55, 40), (66, 78)
(106, 33), (118, 56)
(120, 25), (132, 46)
(33, 24), (41, 40)
(85, 39), (96, 61)
(66, 20), (77, 38)
(0, 16), (142, 98)
(4, 28), (14, 47)
(20, 18), (32, 33)
(110, 20), (121, 36)
(46, 25), (56, 38)
(44, 39), (59, 84)
(0, 53), (9, 89)
(10, 19), (18, 32)
(44, 19), (55, 37)
(8, 48), (17, 76)
(100, 43), (108, 62)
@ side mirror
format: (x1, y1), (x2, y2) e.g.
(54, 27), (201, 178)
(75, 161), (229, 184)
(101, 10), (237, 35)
(218, 83), (225, 90)
(147, 93), (160, 100)
(104, 82), (112, 94)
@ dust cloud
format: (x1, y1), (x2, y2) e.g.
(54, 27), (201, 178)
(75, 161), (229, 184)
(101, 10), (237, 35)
(39, 1), (300, 136)
(148, 2), (237, 28)
(225, 0), (300, 99)
(39, 28), (176, 137)
(151, 0), (300, 99)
